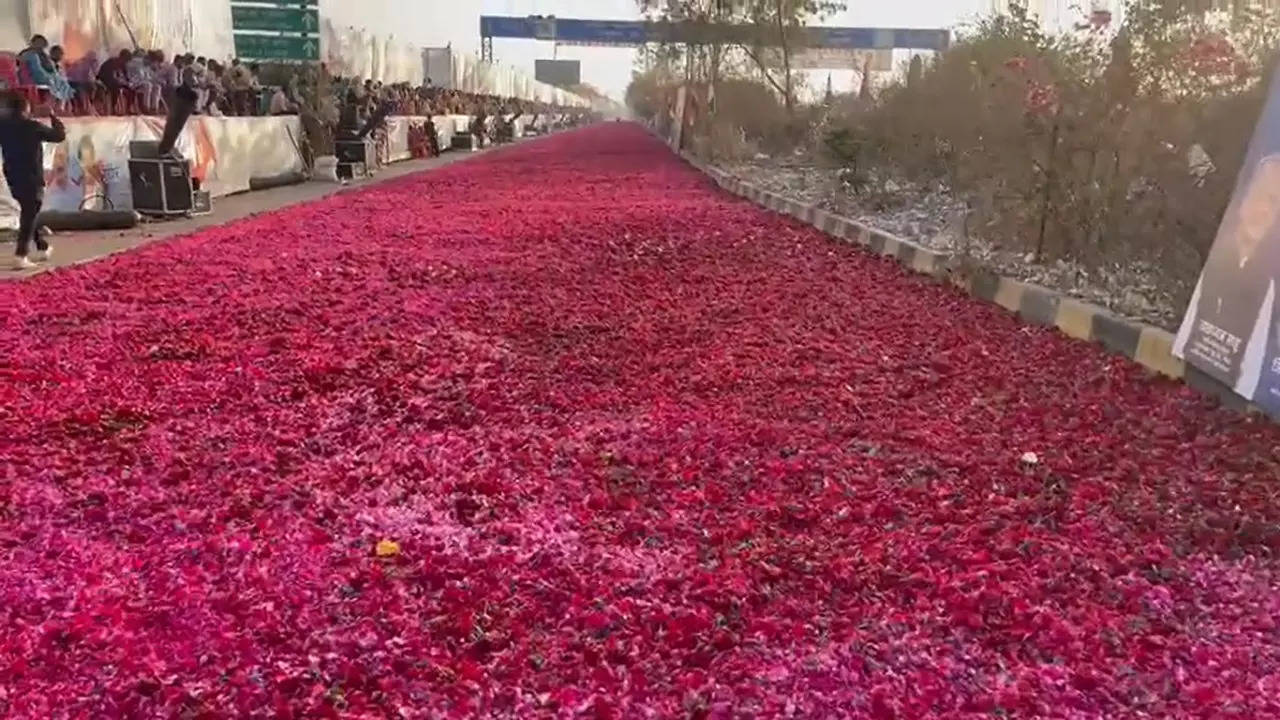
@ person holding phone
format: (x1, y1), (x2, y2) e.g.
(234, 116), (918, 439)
(0, 92), (66, 270)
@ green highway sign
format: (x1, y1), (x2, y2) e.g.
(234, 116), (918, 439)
(232, 5), (319, 33)
(235, 0), (317, 7)
(233, 33), (319, 61)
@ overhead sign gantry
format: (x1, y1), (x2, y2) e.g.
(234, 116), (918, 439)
(478, 15), (949, 64)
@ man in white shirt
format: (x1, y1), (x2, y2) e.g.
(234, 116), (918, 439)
(125, 50), (160, 114)
(228, 59), (260, 115)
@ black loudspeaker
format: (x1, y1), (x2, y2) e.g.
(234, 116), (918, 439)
(129, 158), (194, 216)
(158, 89), (197, 157)
(129, 140), (162, 159)
(336, 139), (374, 179)
(450, 133), (478, 151)
(335, 140), (369, 164)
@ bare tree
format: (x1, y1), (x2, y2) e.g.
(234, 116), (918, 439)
(637, 0), (845, 114)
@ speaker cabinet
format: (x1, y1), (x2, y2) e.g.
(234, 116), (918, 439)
(128, 158), (194, 216)
(336, 139), (374, 179)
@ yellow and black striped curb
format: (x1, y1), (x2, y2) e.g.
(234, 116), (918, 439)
(686, 155), (1270, 418)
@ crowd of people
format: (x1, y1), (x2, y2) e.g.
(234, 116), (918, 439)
(7, 34), (274, 117)
(4, 34), (586, 124)
(326, 76), (594, 182)
(335, 77), (566, 121)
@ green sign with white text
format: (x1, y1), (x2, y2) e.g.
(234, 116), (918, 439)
(232, 33), (319, 61)
(239, 0), (317, 6)
(231, 5), (319, 33)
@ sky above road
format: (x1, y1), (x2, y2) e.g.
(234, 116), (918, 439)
(332, 0), (996, 100)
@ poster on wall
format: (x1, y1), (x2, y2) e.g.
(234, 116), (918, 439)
(1174, 68), (1280, 415)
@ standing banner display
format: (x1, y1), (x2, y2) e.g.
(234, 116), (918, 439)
(423, 47), (455, 89)
(0, 115), (304, 224)
(1174, 69), (1280, 415)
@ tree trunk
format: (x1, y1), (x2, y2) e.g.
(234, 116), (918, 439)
(707, 43), (721, 159)
(775, 0), (793, 114)
(1035, 112), (1062, 263)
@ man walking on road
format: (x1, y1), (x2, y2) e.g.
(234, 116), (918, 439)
(0, 92), (66, 270)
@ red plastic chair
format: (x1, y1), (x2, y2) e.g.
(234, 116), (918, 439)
(13, 54), (52, 104)
(0, 52), (46, 108)
(73, 84), (99, 116)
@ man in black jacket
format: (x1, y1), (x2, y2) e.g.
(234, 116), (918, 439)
(0, 92), (66, 270)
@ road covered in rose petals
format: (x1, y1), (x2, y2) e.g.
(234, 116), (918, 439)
(3, 124), (1280, 718)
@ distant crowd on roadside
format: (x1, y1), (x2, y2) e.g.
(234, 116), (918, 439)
(331, 75), (580, 124)
(4, 33), (589, 125)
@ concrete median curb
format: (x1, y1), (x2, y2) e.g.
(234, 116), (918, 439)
(682, 152), (1273, 420)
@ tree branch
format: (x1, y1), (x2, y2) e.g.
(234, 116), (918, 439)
(734, 43), (790, 99)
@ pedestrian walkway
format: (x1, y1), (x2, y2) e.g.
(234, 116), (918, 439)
(2, 123), (1278, 718)
(2, 139), (533, 279)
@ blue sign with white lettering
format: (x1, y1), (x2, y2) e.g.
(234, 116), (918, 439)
(479, 16), (948, 51)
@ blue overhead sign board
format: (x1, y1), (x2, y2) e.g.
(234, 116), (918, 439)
(479, 16), (949, 51)
(480, 15), (539, 39)
(481, 17), (649, 45)
(559, 20), (650, 46)
(809, 27), (950, 50)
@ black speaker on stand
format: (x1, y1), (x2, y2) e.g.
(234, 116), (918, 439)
(128, 88), (211, 217)
(335, 101), (393, 180)
(335, 137), (374, 179)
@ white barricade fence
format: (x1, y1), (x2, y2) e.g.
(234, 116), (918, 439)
(0, 108), (568, 228)
(434, 117), (455, 149)
(385, 118), (412, 163)
(0, 115), (305, 227)
(382, 116), (463, 162)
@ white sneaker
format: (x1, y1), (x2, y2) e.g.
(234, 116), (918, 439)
(13, 255), (35, 270)
(32, 246), (52, 262)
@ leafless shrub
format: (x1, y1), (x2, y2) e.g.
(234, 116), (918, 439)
(824, 2), (1279, 311)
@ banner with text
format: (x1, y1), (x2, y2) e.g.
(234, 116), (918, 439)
(1174, 69), (1280, 415)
